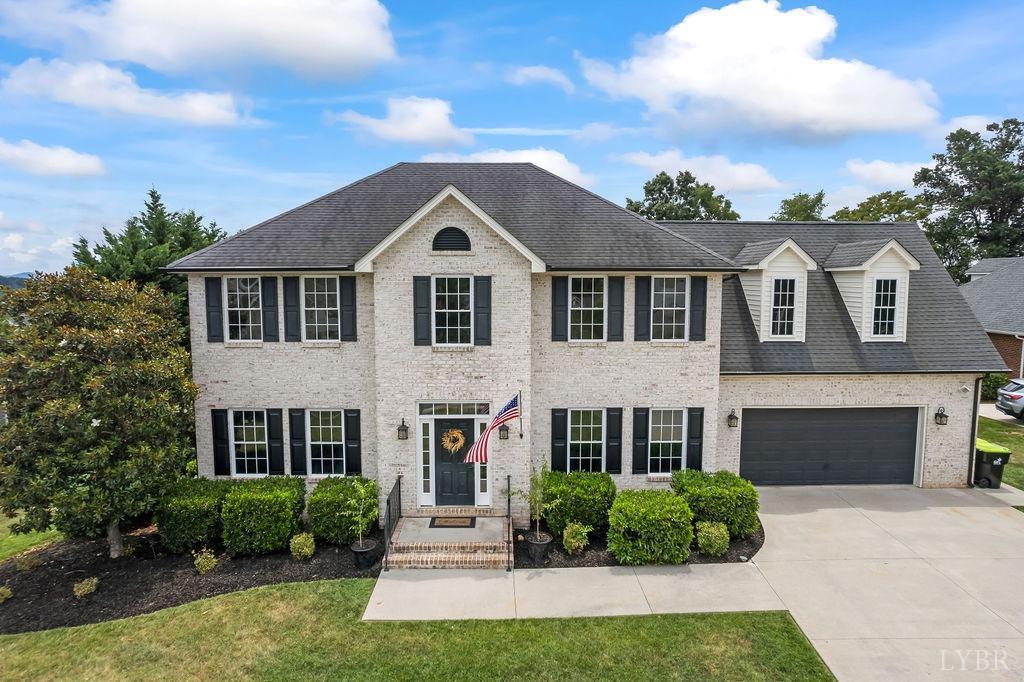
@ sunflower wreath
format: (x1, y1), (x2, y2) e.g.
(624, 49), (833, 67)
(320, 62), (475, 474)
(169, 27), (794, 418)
(441, 428), (466, 453)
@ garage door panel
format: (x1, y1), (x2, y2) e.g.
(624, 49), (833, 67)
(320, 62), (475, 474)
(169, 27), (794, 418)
(740, 408), (918, 485)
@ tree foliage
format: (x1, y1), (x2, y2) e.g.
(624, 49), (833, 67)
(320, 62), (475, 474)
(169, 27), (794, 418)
(915, 118), (1024, 282)
(770, 191), (827, 221)
(73, 189), (224, 342)
(0, 268), (198, 557)
(830, 190), (931, 223)
(626, 171), (740, 221)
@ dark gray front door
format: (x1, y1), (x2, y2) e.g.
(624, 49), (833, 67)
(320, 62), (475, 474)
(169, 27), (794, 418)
(740, 407), (919, 485)
(435, 418), (476, 506)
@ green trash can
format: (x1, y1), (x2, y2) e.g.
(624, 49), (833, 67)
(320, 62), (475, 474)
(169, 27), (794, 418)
(975, 438), (1012, 489)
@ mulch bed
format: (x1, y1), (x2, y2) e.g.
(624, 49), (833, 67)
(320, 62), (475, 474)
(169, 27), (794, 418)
(0, 526), (382, 635)
(513, 523), (764, 569)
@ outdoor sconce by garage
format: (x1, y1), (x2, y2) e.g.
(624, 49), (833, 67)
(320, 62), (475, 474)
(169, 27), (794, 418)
(498, 424), (510, 440)
(727, 409), (739, 428)
(934, 407), (949, 426)
(397, 418), (409, 440)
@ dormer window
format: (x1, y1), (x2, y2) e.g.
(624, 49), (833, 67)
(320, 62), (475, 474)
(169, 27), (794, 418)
(770, 278), (797, 337)
(432, 226), (471, 251)
(871, 278), (898, 336)
(735, 238), (816, 343)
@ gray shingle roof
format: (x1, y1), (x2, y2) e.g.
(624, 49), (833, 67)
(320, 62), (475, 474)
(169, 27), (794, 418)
(823, 238), (897, 269)
(165, 163), (738, 272)
(965, 257), (1024, 276)
(960, 259), (1024, 335)
(660, 221), (1007, 374)
(733, 238), (788, 266)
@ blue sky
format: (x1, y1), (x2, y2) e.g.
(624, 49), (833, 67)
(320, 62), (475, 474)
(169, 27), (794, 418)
(0, 0), (1021, 273)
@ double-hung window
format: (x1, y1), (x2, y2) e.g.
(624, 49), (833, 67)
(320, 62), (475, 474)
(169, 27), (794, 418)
(225, 276), (262, 341)
(568, 408), (604, 472)
(308, 409), (345, 475)
(770, 277), (796, 337)
(569, 276), (605, 341)
(433, 275), (472, 345)
(649, 408), (686, 473)
(652, 277), (688, 340)
(872, 278), (898, 337)
(231, 409), (268, 475)
(303, 276), (340, 341)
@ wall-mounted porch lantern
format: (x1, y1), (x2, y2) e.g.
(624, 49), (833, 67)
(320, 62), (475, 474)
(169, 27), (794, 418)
(934, 407), (949, 426)
(397, 418), (409, 440)
(727, 409), (739, 428)
(498, 424), (510, 440)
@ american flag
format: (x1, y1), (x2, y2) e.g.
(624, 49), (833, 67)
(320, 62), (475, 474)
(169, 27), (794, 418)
(463, 393), (520, 464)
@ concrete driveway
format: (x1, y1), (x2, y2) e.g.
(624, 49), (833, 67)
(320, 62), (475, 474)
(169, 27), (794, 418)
(756, 485), (1024, 680)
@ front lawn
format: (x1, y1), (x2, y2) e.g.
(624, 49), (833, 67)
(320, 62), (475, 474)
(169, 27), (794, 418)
(0, 579), (833, 681)
(0, 516), (60, 563)
(978, 416), (1024, 490)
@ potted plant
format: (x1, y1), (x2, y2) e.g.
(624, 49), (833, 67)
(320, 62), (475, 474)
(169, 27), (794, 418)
(516, 464), (558, 567)
(343, 478), (380, 569)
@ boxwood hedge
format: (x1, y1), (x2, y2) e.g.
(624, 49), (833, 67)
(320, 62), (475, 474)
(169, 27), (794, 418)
(221, 477), (306, 555)
(541, 470), (616, 536)
(607, 490), (694, 565)
(156, 478), (234, 554)
(307, 476), (379, 545)
(672, 469), (760, 538)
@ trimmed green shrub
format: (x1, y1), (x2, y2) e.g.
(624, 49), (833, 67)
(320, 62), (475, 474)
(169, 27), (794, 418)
(290, 533), (316, 561)
(696, 521), (729, 557)
(221, 478), (305, 555)
(562, 522), (592, 555)
(73, 577), (99, 599)
(541, 471), (616, 536)
(0, 585), (11, 603)
(607, 490), (694, 565)
(307, 477), (378, 545)
(14, 554), (41, 572)
(156, 478), (234, 554)
(983, 373), (1010, 401)
(193, 548), (218, 575)
(672, 470), (760, 538)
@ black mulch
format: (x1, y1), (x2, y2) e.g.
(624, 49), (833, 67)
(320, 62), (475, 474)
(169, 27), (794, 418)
(0, 526), (382, 635)
(513, 523), (765, 569)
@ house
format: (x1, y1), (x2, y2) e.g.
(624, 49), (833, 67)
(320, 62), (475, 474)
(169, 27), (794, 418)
(961, 257), (1024, 377)
(165, 163), (1006, 524)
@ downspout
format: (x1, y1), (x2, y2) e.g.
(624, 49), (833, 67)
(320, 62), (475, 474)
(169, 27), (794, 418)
(967, 375), (983, 487)
(1015, 336), (1024, 378)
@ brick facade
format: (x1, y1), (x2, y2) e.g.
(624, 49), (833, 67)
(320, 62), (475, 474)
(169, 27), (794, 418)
(988, 333), (1021, 377)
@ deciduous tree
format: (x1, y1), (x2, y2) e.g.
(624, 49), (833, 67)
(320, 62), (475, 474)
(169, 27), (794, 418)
(830, 190), (931, 223)
(771, 191), (827, 221)
(626, 171), (740, 221)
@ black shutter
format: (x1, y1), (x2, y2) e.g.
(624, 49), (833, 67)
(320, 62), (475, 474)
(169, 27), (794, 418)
(632, 407), (649, 474)
(413, 276), (431, 346)
(212, 409), (230, 475)
(261, 276), (279, 342)
(205, 277), (223, 342)
(551, 409), (568, 472)
(690, 276), (707, 341)
(686, 408), (704, 470)
(634, 276), (651, 342)
(605, 408), (622, 473)
(267, 409), (284, 475)
(344, 409), (362, 475)
(289, 409), (306, 475)
(551, 276), (568, 341)
(474, 276), (491, 346)
(608, 277), (624, 342)
(339, 277), (357, 342)
(283, 277), (301, 342)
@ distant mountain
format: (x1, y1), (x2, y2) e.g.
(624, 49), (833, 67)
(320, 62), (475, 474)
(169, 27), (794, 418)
(0, 273), (28, 289)
(10, 272), (31, 278)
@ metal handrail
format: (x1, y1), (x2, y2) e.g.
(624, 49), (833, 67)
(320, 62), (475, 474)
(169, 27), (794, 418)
(506, 474), (513, 571)
(382, 475), (402, 571)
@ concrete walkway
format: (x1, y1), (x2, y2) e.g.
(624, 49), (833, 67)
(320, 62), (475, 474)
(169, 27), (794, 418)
(980, 401), (1020, 425)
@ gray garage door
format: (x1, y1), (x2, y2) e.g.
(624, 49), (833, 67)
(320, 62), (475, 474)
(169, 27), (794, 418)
(739, 407), (919, 485)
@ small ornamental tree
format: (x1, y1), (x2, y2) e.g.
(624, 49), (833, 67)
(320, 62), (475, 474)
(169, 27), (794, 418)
(0, 268), (198, 558)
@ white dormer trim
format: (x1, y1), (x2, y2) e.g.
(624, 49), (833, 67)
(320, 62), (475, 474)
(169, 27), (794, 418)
(354, 184), (547, 273)
(825, 239), (921, 272)
(828, 239), (917, 343)
(740, 239), (818, 271)
(737, 238), (815, 343)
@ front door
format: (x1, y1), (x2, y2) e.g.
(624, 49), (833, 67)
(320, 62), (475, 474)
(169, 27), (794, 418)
(434, 418), (476, 506)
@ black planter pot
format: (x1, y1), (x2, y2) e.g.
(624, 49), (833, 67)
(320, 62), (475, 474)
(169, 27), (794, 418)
(351, 539), (379, 569)
(524, 531), (553, 567)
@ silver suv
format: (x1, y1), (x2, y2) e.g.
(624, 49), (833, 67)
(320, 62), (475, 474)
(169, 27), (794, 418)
(996, 379), (1024, 420)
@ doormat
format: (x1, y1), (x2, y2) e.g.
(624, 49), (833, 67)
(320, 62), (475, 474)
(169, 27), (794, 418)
(429, 517), (476, 528)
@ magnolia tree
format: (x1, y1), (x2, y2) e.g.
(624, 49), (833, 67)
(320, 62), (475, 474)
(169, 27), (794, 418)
(0, 268), (198, 557)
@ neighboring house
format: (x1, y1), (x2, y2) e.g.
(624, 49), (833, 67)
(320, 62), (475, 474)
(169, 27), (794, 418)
(961, 257), (1024, 377)
(165, 163), (1005, 524)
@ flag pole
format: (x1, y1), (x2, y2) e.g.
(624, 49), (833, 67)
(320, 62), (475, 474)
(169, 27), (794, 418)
(518, 389), (523, 439)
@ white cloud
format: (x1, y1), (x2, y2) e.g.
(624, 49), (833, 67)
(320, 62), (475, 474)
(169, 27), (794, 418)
(929, 115), (995, 142)
(616, 149), (782, 193)
(507, 65), (574, 94)
(421, 148), (595, 186)
(578, 0), (938, 136)
(0, 138), (105, 176)
(0, 0), (395, 78)
(844, 159), (932, 188)
(3, 59), (243, 126)
(333, 97), (473, 146)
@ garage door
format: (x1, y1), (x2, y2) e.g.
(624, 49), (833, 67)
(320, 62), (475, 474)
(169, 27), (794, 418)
(739, 407), (919, 485)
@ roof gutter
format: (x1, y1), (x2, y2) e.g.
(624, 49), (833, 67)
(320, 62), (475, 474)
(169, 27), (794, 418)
(720, 369), (1011, 376)
(159, 265), (355, 274)
(546, 266), (747, 273)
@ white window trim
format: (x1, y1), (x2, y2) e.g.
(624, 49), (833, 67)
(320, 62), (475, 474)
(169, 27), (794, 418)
(300, 275), (341, 343)
(868, 276), (899, 339)
(650, 276), (690, 342)
(223, 276), (263, 343)
(430, 274), (474, 347)
(228, 408), (269, 478)
(648, 407), (688, 473)
(306, 408), (346, 478)
(568, 275), (608, 343)
(768, 275), (798, 340)
(567, 407), (606, 473)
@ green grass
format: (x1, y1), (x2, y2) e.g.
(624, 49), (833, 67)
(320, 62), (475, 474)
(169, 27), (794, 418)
(978, 416), (1024, 490)
(0, 516), (61, 562)
(0, 579), (833, 681)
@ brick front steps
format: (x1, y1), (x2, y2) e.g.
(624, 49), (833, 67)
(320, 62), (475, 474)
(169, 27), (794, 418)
(385, 517), (512, 570)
